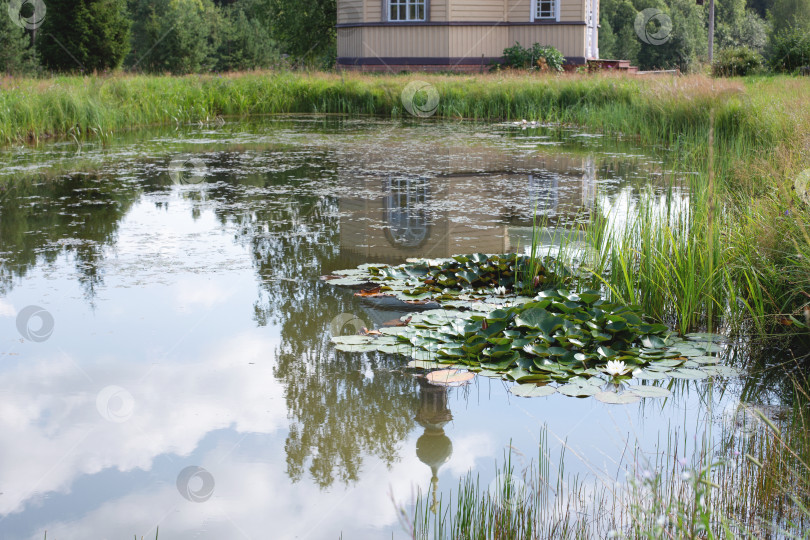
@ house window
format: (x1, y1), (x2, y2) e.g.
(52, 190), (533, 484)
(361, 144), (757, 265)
(533, 0), (557, 19)
(389, 0), (427, 22)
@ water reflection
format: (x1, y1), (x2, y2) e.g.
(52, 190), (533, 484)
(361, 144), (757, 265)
(0, 173), (140, 301)
(384, 177), (431, 249)
(0, 118), (701, 539)
(415, 377), (454, 514)
(339, 157), (599, 263)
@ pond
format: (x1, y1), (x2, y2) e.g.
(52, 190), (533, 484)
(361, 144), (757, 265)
(0, 117), (757, 539)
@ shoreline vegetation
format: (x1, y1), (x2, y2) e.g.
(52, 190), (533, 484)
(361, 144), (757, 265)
(0, 71), (800, 149)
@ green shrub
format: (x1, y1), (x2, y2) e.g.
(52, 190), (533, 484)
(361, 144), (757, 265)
(502, 42), (565, 72)
(768, 26), (810, 73)
(712, 46), (763, 76)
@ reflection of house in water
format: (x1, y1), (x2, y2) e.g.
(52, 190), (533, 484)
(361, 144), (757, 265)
(337, 145), (598, 264)
(384, 177), (431, 249)
(415, 377), (454, 514)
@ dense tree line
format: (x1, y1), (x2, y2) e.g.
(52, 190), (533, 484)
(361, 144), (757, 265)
(0, 0), (807, 75)
(600, 0), (809, 71)
(0, 0), (335, 74)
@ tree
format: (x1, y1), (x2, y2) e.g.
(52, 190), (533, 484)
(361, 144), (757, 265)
(715, 0), (769, 52)
(127, 0), (218, 74)
(747, 0), (775, 19)
(768, 0), (810, 35)
(599, 0), (707, 71)
(599, 0), (642, 62)
(259, 0), (337, 62)
(0, 1), (38, 74)
(215, 0), (281, 71)
(35, 0), (130, 72)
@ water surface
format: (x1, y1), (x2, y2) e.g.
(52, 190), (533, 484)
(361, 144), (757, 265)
(0, 117), (749, 539)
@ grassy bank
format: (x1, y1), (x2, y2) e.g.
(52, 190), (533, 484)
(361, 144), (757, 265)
(2, 71), (809, 330)
(0, 72), (799, 151)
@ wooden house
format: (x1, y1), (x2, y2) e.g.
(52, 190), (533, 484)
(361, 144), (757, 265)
(336, 0), (600, 71)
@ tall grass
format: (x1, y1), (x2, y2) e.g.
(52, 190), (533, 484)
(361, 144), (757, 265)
(0, 72), (796, 153)
(576, 176), (725, 334)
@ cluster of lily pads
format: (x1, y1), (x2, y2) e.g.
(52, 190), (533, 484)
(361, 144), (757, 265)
(323, 253), (568, 303)
(326, 255), (740, 403)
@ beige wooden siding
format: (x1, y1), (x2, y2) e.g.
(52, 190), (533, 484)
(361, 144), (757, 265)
(356, 26), (452, 57)
(508, 25), (585, 57)
(337, 27), (365, 57)
(506, 0), (532, 22)
(340, 25), (587, 58)
(431, 0), (449, 21)
(338, 0), (365, 23)
(367, 0), (382, 21)
(559, 0), (584, 21)
(450, 0), (507, 20)
(448, 26), (510, 58)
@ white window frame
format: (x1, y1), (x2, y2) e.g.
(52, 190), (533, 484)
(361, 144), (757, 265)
(530, 0), (560, 21)
(388, 0), (428, 22)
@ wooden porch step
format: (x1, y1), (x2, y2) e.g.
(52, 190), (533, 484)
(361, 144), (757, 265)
(586, 59), (639, 73)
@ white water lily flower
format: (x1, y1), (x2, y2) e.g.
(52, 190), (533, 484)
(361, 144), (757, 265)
(604, 360), (629, 377)
(493, 286), (507, 295)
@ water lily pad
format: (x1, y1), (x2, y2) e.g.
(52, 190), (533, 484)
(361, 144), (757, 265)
(408, 360), (442, 369)
(478, 369), (504, 378)
(632, 369), (668, 380)
(510, 384), (557, 397)
(595, 391), (642, 404)
(686, 332), (725, 342)
(334, 343), (378, 353)
(326, 276), (371, 286)
(515, 308), (564, 335)
(377, 344), (410, 355)
(380, 327), (410, 335)
(412, 350), (437, 361)
(676, 348), (704, 358)
(692, 355), (720, 364)
(693, 342), (723, 354)
(331, 335), (373, 345)
(426, 369), (475, 386)
(558, 383), (601, 397)
(628, 386), (672, 398)
(670, 368), (708, 380)
(701, 365), (742, 377)
(649, 359), (684, 368)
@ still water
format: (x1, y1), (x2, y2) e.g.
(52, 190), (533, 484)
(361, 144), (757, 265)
(0, 117), (745, 539)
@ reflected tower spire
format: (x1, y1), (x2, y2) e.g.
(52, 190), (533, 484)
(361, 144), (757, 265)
(414, 376), (453, 514)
